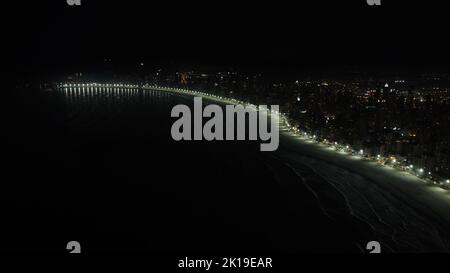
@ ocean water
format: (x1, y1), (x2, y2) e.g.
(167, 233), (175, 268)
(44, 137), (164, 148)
(2, 86), (449, 253)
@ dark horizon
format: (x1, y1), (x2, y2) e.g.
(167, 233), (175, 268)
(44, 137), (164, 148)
(7, 0), (450, 81)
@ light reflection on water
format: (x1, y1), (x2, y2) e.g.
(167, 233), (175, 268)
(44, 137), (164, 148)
(53, 86), (183, 135)
(59, 86), (173, 107)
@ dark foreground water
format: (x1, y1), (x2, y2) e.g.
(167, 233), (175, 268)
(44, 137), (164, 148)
(2, 86), (449, 253)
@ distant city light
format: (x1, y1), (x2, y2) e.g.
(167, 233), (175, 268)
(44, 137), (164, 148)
(55, 82), (450, 193)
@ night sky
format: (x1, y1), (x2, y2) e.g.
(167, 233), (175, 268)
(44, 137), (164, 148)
(7, 0), (450, 78)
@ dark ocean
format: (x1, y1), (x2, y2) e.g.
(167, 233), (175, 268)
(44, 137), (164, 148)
(3, 86), (449, 254)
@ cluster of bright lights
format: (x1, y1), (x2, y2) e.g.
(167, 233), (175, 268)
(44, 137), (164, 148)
(283, 125), (449, 190)
(55, 83), (450, 191)
(259, 93), (449, 191)
(59, 83), (139, 88)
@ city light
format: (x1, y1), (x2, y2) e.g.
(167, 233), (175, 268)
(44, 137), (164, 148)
(55, 83), (450, 192)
